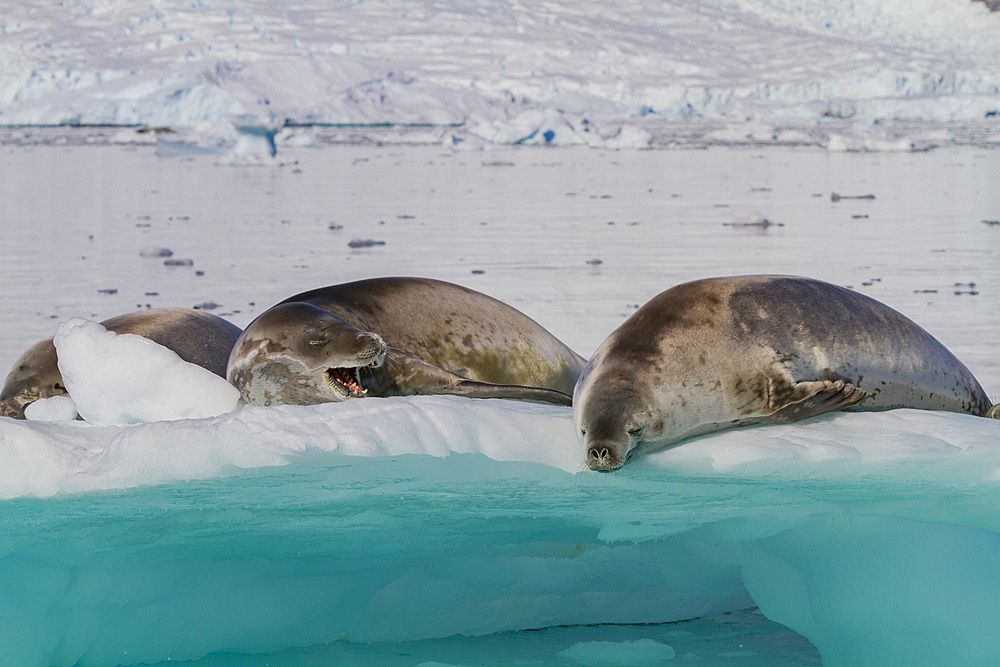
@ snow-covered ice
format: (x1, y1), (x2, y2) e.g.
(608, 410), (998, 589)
(2, 397), (1000, 664)
(52, 317), (240, 426)
(23, 395), (77, 422)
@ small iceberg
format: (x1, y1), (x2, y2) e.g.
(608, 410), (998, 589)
(217, 113), (284, 166)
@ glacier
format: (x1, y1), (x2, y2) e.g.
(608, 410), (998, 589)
(2, 0), (1000, 149)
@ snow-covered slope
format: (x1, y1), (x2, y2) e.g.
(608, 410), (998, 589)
(2, 0), (1000, 148)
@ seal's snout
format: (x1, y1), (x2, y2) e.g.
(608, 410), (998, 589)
(586, 444), (623, 472)
(360, 333), (388, 367)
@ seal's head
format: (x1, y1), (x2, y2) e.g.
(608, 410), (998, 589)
(0, 338), (64, 419)
(227, 303), (387, 406)
(573, 361), (664, 472)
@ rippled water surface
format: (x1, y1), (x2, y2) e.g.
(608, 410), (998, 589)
(3, 143), (997, 390)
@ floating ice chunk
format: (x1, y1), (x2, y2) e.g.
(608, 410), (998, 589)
(139, 246), (173, 258)
(557, 639), (676, 664)
(280, 129), (322, 147)
(155, 137), (228, 158)
(826, 134), (853, 152)
(217, 113), (283, 165)
(724, 212), (783, 229)
(232, 123), (277, 156)
(468, 109), (588, 146)
(465, 110), (653, 148)
(52, 318), (240, 426)
(23, 395), (78, 422)
(3, 405), (1000, 662)
(704, 123), (777, 144)
(827, 134), (917, 152)
(863, 137), (917, 152)
(467, 110), (546, 145)
(347, 238), (387, 248)
(593, 124), (652, 149)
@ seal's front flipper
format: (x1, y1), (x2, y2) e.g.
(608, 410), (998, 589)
(763, 379), (871, 424)
(383, 352), (573, 406)
(450, 379), (574, 405)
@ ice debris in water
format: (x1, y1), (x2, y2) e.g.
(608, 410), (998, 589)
(52, 317), (240, 426)
(216, 114), (282, 165)
(139, 247), (173, 258)
(724, 212), (784, 228)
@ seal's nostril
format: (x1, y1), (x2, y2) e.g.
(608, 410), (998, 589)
(588, 447), (612, 462)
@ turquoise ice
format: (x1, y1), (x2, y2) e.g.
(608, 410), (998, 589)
(3, 395), (1000, 665)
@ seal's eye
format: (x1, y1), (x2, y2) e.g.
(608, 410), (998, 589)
(308, 339), (326, 346)
(627, 426), (644, 437)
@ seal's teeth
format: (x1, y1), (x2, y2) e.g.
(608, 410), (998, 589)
(325, 366), (368, 398)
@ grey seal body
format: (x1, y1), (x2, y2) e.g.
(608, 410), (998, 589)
(227, 277), (587, 406)
(574, 275), (994, 471)
(0, 308), (242, 419)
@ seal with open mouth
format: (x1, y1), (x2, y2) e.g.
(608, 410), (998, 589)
(227, 277), (586, 407)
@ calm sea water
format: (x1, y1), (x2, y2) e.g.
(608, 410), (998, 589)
(2, 142), (998, 390)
